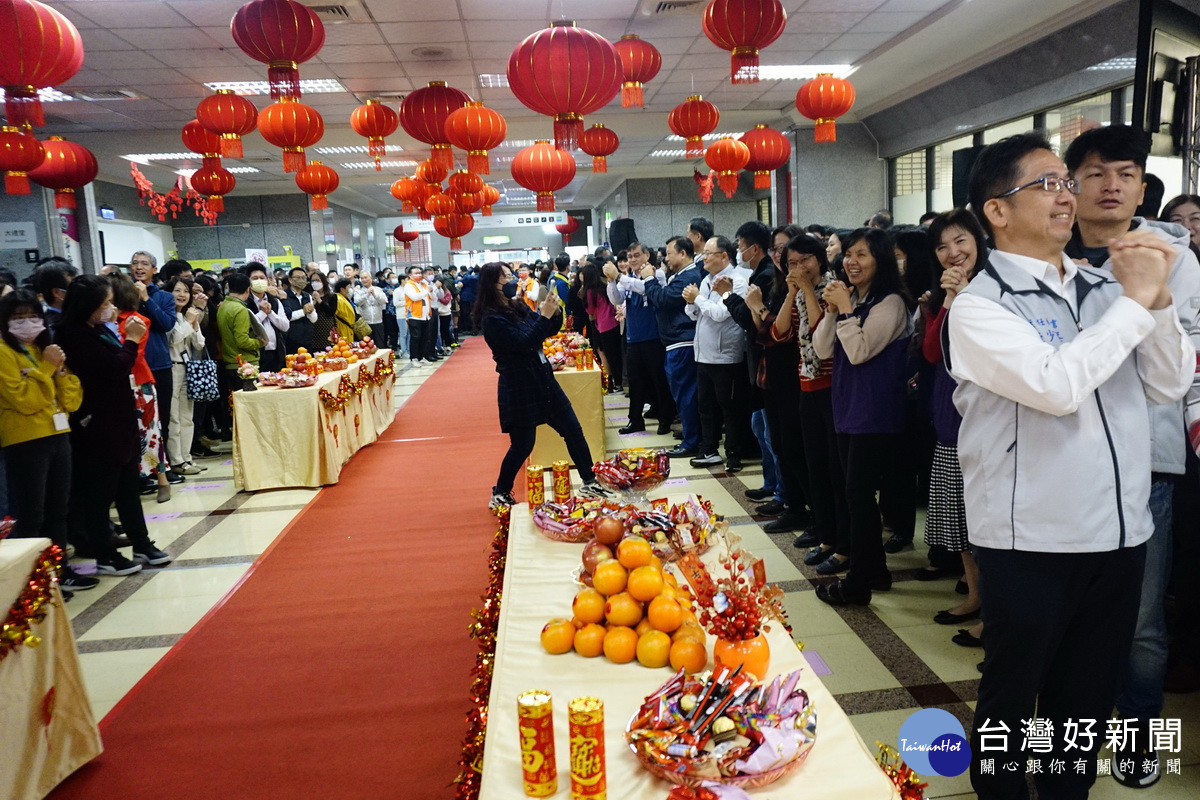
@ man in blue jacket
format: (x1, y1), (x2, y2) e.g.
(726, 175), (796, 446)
(132, 250), (185, 483)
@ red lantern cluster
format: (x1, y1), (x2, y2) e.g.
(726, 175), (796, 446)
(196, 90), (258, 158)
(705, 137), (750, 199)
(703, 0), (787, 84)
(669, 96), (720, 159)
(28, 136), (97, 209)
(295, 160), (338, 209)
(613, 34), (662, 109)
(510, 140), (576, 212)
(579, 125), (619, 173)
(0, 0), (84, 127)
(400, 81), (471, 171)
(392, 225), (419, 251)
(230, 0), (325, 100)
(507, 21), (622, 151)
(350, 99), (399, 171)
(190, 165), (236, 213)
(258, 96), (324, 172)
(0, 126), (45, 194)
(739, 124), (790, 189)
(795, 74), (856, 143)
(444, 102), (507, 175)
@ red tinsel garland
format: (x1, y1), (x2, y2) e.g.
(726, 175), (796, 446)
(129, 163), (219, 226)
(877, 742), (928, 799)
(0, 544), (63, 664)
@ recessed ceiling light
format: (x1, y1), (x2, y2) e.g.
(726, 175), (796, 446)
(340, 160), (418, 169)
(650, 149), (689, 157)
(0, 87), (73, 102)
(203, 78), (347, 96)
(176, 166), (261, 177)
(122, 152), (197, 163)
(1085, 56), (1136, 71)
(664, 132), (744, 143)
(315, 145), (404, 155)
(739, 64), (857, 81)
(478, 74), (509, 88)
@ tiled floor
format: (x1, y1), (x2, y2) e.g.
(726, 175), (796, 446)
(66, 347), (1200, 798)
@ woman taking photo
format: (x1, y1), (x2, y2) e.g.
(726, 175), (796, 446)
(0, 290), (93, 592)
(165, 276), (207, 476)
(473, 262), (610, 510)
(58, 276), (171, 575)
(813, 228), (912, 606)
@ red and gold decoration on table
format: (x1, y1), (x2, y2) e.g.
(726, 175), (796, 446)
(591, 448), (671, 496)
(258, 96), (324, 172)
(181, 118), (223, 169)
(578, 124), (619, 173)
(392, 224), (419, 251)
(568, 696), (607, 799)
(739, 124), (790, 189)
(877, 742), (929, 800)
(400, 81), (471, 171)
(526, 464), (546, 507)
(511, 140), (576, 212)
(506, 21), (622, 151)
(0, 125), (44, 194)
(444, 101), (507, 175)
(0, 543), (62, 663)
(794, 73), (856, 143)
(230, 0), (325, 101)
(196, 89), (258, 158)
(433, 212), (475, 250)
(555, 215), (580, 245)
(613, 34), (662, 109)
(131, 163), (219, 225)
(349, 99), (399, 171)
(189, 164), (236, 213)
(28, 135), (96, 209)
(668, 95), (720, 159)
(478, 183), (501, 217)
(0, 0), (83, 127)
(551, 460), (571, 503)
(702, 0), (787, 84)
(704, 137), (750, 199)
(516, 690), (557, 797)
(295, 159), (338, 209)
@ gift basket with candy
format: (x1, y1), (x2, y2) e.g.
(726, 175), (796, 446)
(591, 448), (671, 505)
(625, 663), (817, 788)
(531, 497), (639, 543)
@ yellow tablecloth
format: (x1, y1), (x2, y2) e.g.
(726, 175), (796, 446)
(232, 349), (397, 491)
(478, 505), (899, 800)
(0, 538), (102, 800)
(529, 365), (606, 468)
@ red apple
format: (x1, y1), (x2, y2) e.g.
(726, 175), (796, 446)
(582, 539), (614, 575)
(593, 515), (624, 546)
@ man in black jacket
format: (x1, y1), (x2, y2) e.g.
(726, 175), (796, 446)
(281, 267), (317, 354)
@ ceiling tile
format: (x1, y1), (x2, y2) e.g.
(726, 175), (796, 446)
(165, 0), (241, 27)
(403, 60), (477, 79)
(66, 1), (191, 28)
(847, 11), (928, 32)
(799, 0), (887, 10)
(328, 62), (407, 79)
(148, 48), (254, 69)
(463, 20), (546, 42)
(467, 41), (522, 60)
(340, 78), (415, 94)
(321, 23), (388, 46)
(825, 32), (894, 50)
(778, 12), (867, 33)
(49, 4), (99, 29)
(80, 50), (171, 70)
(91, 68), (194, 87)
(319, 45), (397, 64)
(60, 69), (120, 88)
(379, 21), (466, 44)
(571, 20), (628, 40)
(365, 3), (463, 23)
(77, 28), (139, 52)
(875, 0), (952, 11)
(774, 32), (842, 51)
(111, 28), (227, 49)
(460, 0), (551, 20)
(176, 65), (264, 83)
(650, 37), (703, 56)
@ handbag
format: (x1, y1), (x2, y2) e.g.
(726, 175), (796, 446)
(182, 347), (220, 402)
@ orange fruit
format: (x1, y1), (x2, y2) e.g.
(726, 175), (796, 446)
(672, 622), (706, 645)
(648, 554), (664, 571)
(603, 626), (638, 664)
(636, 630), (672, 668)
(627, 565), (665, 602)
(663, 572), (679, 588)
(572, 588), (606, 624)
(617, 538), (653, 569)
(592, 561), (628, 596)
(635, 617), (655, 637)
(540, 618), (576, 654)
(647, 595), (683, 633)
(574, 623), (607, 658)
(669, 639), (708, 674)
(604, 592), (643, 628)
(297, 347), (308, 355)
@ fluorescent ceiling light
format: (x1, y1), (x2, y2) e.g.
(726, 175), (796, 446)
(340, 160), (418, 169)
(0, 87), (73, 102)
(495, 139), (539, 149)
(743, 64), (856, 81)
(122, 152), (196, 164)
(203, 78), (347, 95)
(177, 166), (261, 176)
(478, 74), (509, 88)
(315, 145), (404, 155)
(664, 132), (744, 142)
(650, 149), (689, 157)
(1085, 57), (1136, 71)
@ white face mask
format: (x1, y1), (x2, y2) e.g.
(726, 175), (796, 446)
(251, 279), (268, 293)
(100, 306), (115, 323)
(8, 318), (45, 343)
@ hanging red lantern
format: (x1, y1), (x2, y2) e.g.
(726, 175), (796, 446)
(350, 99), (399, 171)
(424, 191), (456, 218)
(400, 81), (471, 172)
(181, 118), (223, 169)
(511, 140), (576, 212)
(390, 176), (421, 213)
(668, 95), (720, 158)
(479, 183), (501, 217)
(392, 225), (419, 251)
(739, 124), (790, 189)
(295, 160), (338, 209)
(0, 126), (45, 194)
(0, 0), (84, 127)
(413, 182), (439, 221)
(613, 34), (662, 109)
(258, 96), (324, 172)
(507, 21), (622, 151)
(579, 124), (619, 173)
(447, 187), (483, 215)
(196, 89), (258, 159)
(702, 0), (787, 84)
(447, 170), (483, 196)
(230, 0), (325, 100)
(27, 136), (97, 209)
(704, 137), (750, 198)
(433, 213), (474, 250)
(189, 165), (236, 213)
(795, 73), (856, 143)
(555, 215), (580, 244)
(414, 159), (448, 187)
(444, 101), (507, 175)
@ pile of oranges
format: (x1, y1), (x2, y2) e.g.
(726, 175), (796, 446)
(540, 537), (708, 673)
(329, 339), (358, 364)
(284, 348), (325, 376)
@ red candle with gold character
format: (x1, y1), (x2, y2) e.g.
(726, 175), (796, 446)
(517, 690), (557, 797)
(568, 696), (606, 799)
(526, 464), (545, 506)
(552, 460), (571, 502)
(583, 348), (594, 369)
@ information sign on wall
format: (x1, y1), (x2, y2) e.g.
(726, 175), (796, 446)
(1, 223), (37, 249)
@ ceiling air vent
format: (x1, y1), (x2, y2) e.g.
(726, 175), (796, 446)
(73, 88), (142, 101)
(637, 0), (705, 16)
(299, 1), (369, 23)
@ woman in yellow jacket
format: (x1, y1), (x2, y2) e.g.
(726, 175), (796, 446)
(0, 289), (92, 592)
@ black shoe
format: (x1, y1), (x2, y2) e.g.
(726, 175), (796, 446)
(689, 453), (723, 467)
(803, 546), (830, 566)
(1111, 738), (1161, 789)
(109, 532), (132, 549)
(96, 553), (142, 576)
(666, 445), (697, 458)
(870, 573), (893, 592)
(816, 579), (870, 607)
(915, 567), (959, 582)
(816, 554), (851, 575)
(883, 535), (912, 553)
(725, 459), (743, 473)
(166, 471), (186, 485)
(955, 579), (969, 595)
(672, 431), (683, 440)
(762, 515), (806, 534)
(952, 629), (983, 648)
(754, 500), (786, 517)
(133, 543), (173, 567)
(792, 530), (821, 548)
(191, 446), (219, 459)
(656, 423), (673, 435)
(744, 487), (774, 501)
(60, 568), (100, 591)
(934, 608), (980, 625)
(139, 478), (157, 496)
(61, 589), (74, 601)
(618, 422), (645, 435)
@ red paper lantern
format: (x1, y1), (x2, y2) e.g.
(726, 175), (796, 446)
(27, 136), (97, 209)
(390, 176), (420, 213)
(189, 165), (236, 213)
(182, 119), (222, 161)
(392, 225), (419, 251)
(295, 160), (338, 209)
(510, 140), (576, 212)
(447, 188), (483, 215)
(433, 213), (474, 250)
(795, 73), (856, 143)
(413, 182), (439, 221)
(739, 124), (790, 189)
(230, 0), (325, 100)
(702, 0), (787, 84)
(668, 95), (720, 158)
(444, 102), (507, 175)
(555, 215), (580, 244)
(479, 183), (501, 217)
(506, 21), (622, 151)
(705, 137), (750, 198)
(350, 99), (399, 171)
(447, 170), (483, 196)
(0, 0), (84, 127)
(613, 34), (662, 109)
(399, 81), (471, 171)
(579, 124), (619, 173)
(424, 191), (456, 218)
(447, 170), (484, 214)
(0, 125), (45, 194)
(258, 96), (324, 172)
(196, 90), (258, 158)
(414, 159), (448, 187)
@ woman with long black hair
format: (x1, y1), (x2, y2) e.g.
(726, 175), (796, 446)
(580, 259), (623, 392)
(473, 262), (610, 509)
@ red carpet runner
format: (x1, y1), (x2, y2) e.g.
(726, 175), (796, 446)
(50, 339), (508, 800)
